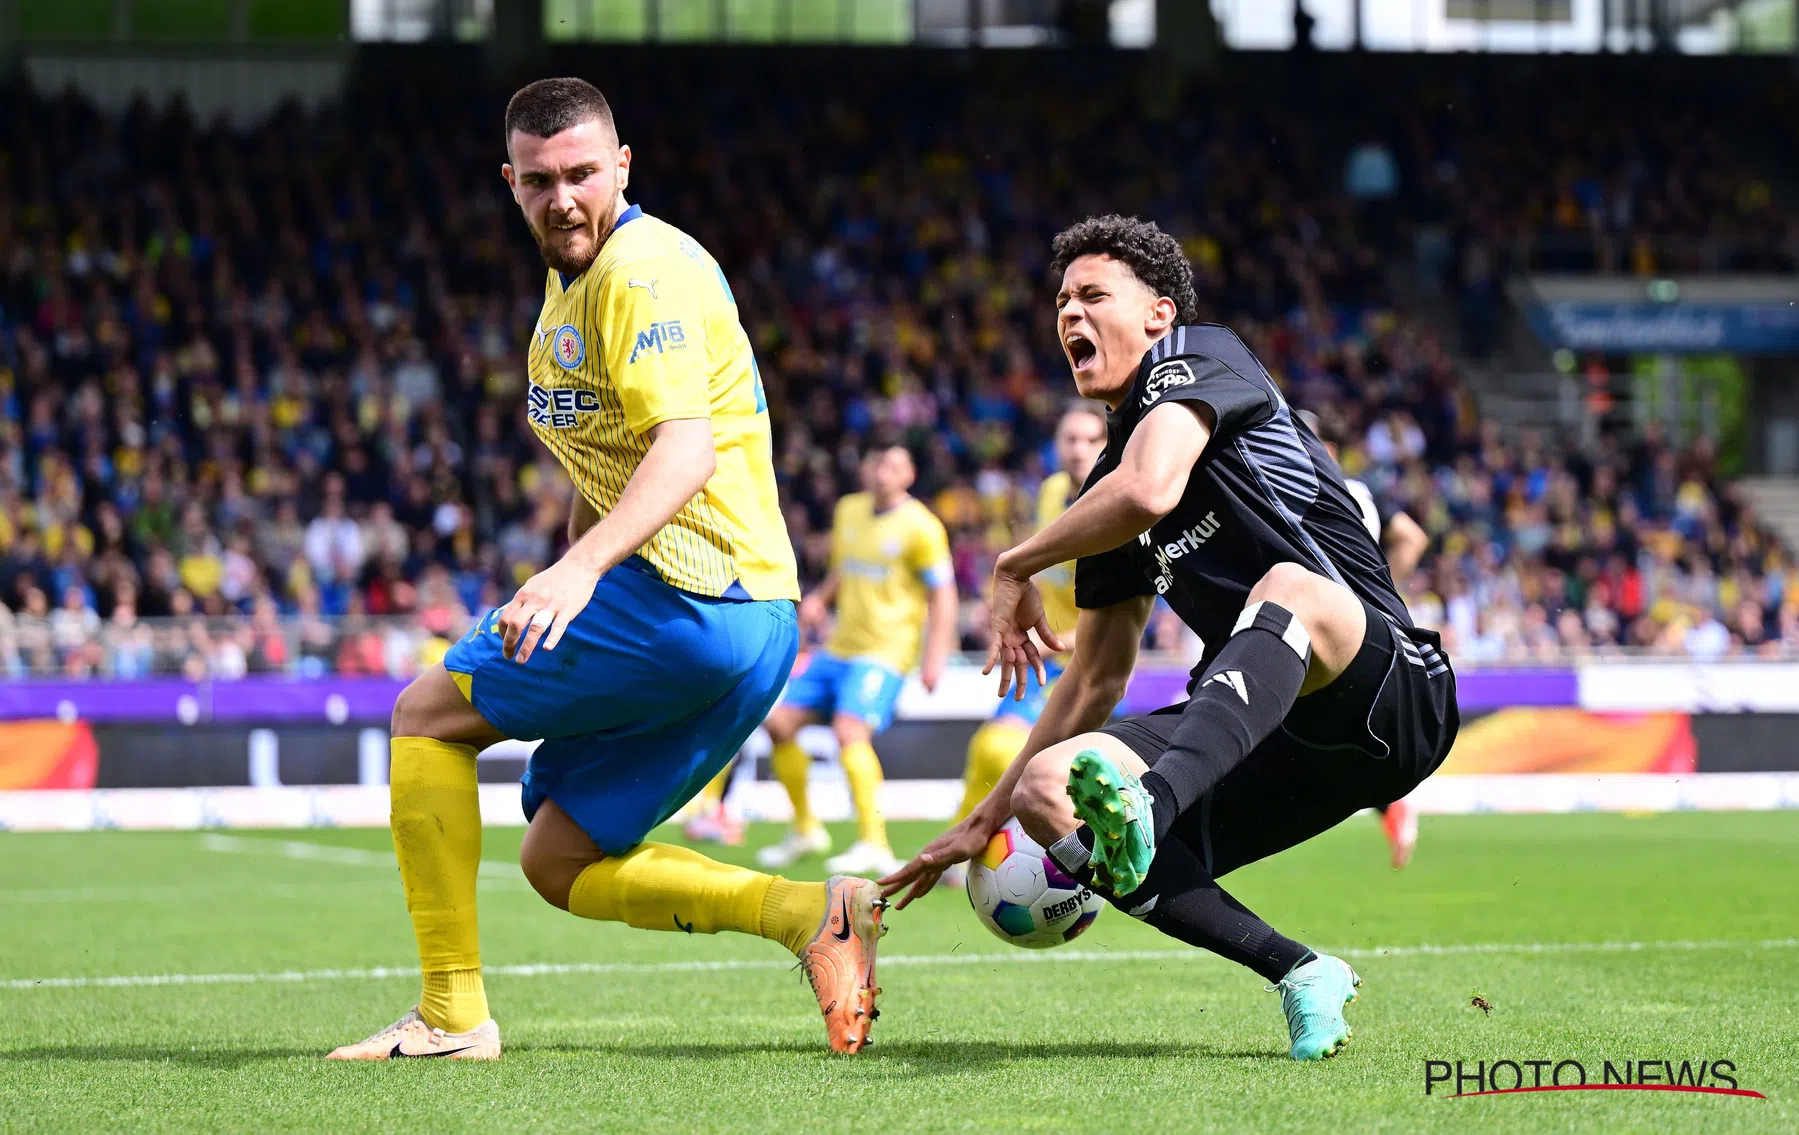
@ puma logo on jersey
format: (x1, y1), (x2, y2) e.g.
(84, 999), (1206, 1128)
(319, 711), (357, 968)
(627, 277), (659, 299)
(1203, 669), (1250, 704)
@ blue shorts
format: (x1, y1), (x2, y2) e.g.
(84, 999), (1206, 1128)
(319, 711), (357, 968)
(989, 656), (1066, 728)
(444, 557), (798, 855)
(779, 651), (906, 733)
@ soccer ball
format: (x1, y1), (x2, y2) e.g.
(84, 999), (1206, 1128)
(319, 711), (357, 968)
(965, 818), (1104, 949)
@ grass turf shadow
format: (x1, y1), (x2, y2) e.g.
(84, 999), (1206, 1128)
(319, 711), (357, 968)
(0, 1039), (1285, 1071)
(509, 1038), (1284, 1065)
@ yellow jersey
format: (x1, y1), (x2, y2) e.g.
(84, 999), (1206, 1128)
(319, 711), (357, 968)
(825, 493), (953, 673)
(526, 205), (798, 602)
(1033, 471), (1079, 660)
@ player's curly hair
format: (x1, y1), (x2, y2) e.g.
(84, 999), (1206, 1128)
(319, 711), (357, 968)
(1050, 215), (1198, 325)
(505, 77), (615, 146)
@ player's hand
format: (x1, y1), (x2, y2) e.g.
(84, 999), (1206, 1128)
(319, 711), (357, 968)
(920, 653), (945, 694)
(499, 558), (602, 664)
(878, 810), (1003, 910)
(797, 593), (829, 633)
(983, 561), (1065, 701)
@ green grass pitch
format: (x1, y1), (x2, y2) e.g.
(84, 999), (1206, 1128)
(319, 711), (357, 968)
(3, 812), (1797, 1133)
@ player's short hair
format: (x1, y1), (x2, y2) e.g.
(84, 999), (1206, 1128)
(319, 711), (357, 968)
(863, 436), (914, 462)
(504, 78), (616, 147)
(1050, 215), (1199, 325)
(1061, 399), (1109, 424)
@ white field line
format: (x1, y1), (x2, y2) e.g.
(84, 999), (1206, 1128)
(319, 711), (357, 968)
(197, 833), (527, 887)
(6, 939), (1797, 992)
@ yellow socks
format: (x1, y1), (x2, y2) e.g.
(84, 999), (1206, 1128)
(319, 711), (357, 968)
(389, 736), (488, 1033)
(567, 842), (827, 956)
(697, 762), (732, 808)
(838, 740), (887, 848)
(770, 740), (823, 836)
(959, 722), (1026, 821)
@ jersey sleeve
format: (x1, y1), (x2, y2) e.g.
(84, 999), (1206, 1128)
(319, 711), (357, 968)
(906, 509), (954, 589)
(1076, 542), (1152, 609)
(596, 254), (712, 434)
(1138, 351), (1273, 441)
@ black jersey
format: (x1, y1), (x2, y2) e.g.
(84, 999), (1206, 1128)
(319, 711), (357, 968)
(1074, 324), (1413, 671)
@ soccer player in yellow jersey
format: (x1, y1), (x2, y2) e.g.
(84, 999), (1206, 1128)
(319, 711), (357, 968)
(328, 79), (884, 1062)
(758, 443), (959, 879)
(939, 404), (1106, 889)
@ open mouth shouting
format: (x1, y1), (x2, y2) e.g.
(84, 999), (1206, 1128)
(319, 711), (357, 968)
(1065, 330), (1098, 372)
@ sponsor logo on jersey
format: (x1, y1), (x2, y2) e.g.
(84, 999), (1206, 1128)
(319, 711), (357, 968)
(1140, 358), (1196, 407)
(552, 324), (585, 369)
(1138, 511), (1222, 594)
(629, 320), (687, 362)
(527, 382), (602, 429)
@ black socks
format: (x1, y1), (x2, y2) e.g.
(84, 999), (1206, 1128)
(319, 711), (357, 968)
(1145, 600), (1311, 841)
(1047, 824), (1310, 984)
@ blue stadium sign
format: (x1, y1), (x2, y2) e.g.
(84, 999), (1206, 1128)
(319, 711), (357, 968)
(1526, 302), (1799, 354)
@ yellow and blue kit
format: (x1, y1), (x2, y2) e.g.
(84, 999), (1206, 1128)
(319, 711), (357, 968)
(991, 470), (1080, 727)
(444, 204), (800, 854)
(781, 492), (952, 732)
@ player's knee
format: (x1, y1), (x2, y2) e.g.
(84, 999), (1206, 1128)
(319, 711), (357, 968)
(390, 677), (427, 738)
(763, 708), (799, 744)
(1246, 563), (1363, 662)
(518, 838), (583, 911)
(832, 717), (873, 748)
(1248, 561), (1323, 609)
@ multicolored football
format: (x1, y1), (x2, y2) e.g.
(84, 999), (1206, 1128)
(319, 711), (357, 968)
(965, 818), (1104, 948)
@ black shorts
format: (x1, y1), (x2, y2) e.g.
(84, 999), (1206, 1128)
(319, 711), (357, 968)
(1100, 600), (1459, 879)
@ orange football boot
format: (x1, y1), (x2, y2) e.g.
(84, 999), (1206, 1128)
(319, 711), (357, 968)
(797, 875), (886, 1053)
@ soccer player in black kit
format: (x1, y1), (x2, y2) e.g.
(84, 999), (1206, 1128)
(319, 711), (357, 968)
(881, 216), (1459, 1061)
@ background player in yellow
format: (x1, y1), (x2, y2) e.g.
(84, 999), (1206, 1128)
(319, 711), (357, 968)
(328, 78), (884, 1062)
(939, 403), (1107, 889)
(758, 443), (959, 878)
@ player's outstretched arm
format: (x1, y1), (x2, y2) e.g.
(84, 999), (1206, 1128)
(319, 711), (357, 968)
(1382, 509), (1429, 582)
(797, 571), (839, 632)
(500, 417), (715, 663)
(879, 595), (1151, 908)
(919, 579), (959, 693)
(987, 401), (1210, 694)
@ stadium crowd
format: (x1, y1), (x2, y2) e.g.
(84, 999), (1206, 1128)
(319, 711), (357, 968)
(1, 58), (1795, 678)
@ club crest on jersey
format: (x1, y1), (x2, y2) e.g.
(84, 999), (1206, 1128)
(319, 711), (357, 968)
(528, 382), (601, 429)
(552, 324), (585, 369)
(1141, 359), (1195, 407)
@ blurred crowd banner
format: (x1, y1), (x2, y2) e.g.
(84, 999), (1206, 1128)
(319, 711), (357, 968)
(5, 663), (1799, 808)
(0, 664), (1575, 725)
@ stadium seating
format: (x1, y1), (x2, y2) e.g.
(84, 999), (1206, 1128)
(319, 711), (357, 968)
(1, 58), (1793, 678)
